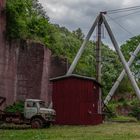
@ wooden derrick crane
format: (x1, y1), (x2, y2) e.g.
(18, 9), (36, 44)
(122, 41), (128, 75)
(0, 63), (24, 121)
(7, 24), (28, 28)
(66, 12), (140, 108)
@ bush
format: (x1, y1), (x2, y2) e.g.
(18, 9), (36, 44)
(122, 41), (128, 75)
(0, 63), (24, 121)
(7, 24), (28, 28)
(104, 103), (117, 119)
(4, 101), (24, 113)
(128, 98), (140, 120)
(130, 106), (140, 120)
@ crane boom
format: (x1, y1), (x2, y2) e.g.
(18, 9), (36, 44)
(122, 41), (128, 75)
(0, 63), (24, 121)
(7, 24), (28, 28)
(104, 44), (140, 105)
(66, 15), (100, 75)
(103, 15), (140, 101)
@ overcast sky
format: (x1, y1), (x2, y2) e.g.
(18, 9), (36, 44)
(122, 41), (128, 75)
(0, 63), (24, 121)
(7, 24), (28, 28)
(39, 0), (140, 48)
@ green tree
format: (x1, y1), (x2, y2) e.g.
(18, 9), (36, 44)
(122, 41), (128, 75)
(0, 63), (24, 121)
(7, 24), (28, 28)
(6, 0), (50, 41)
(73, 28), (85, 40)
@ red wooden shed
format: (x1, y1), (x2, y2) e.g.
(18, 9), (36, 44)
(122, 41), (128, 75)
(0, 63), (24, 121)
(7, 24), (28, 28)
(50, 74), (104, 125)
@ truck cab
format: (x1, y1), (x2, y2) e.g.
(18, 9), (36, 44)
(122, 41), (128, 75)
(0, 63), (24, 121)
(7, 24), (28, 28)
(24, 99), (56, 128)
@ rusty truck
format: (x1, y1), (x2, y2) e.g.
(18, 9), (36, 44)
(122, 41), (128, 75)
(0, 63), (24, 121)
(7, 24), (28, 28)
(0, 97), (56, 128)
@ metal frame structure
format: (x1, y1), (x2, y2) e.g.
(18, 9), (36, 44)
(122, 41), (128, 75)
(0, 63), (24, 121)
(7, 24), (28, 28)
(66, 12), (140, 105)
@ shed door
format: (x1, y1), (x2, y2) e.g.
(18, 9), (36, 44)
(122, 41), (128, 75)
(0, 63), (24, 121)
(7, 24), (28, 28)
(80, 102), (97, 125)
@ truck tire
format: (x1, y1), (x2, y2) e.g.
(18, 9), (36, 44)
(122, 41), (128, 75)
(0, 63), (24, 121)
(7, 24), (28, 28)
(31, 118), (43, 129)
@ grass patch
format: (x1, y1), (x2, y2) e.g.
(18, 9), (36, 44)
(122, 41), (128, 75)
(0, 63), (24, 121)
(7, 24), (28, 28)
(1, 123), (140, 140)
(109, 116), (137, 122)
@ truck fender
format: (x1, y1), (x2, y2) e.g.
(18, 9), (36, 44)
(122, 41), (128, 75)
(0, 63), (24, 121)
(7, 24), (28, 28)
(30, 115), (45, 123)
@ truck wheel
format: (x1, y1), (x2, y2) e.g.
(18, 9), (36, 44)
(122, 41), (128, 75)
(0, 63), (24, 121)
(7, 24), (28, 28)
(31, 118), (43, 129)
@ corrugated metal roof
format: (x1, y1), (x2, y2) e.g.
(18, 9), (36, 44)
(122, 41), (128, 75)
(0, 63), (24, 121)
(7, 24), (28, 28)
(50, 74), (102, 87)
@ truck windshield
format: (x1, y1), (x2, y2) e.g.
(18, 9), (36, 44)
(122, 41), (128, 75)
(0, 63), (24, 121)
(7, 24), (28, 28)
(39, 101), (47, 108)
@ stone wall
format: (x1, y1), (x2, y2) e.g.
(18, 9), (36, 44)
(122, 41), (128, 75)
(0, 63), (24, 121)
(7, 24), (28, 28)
(0, 38), (67, 108)
(0, 39), (52, 108)
(0, 0), (13, 107)
(0, 0), (67, 108)
(16, 40), (51, 102)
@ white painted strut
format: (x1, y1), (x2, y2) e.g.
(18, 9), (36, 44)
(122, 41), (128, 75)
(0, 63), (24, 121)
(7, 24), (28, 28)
(104, 44), (140, 105)
(66, 15), (100, 75)
(102, 15), (140, 101)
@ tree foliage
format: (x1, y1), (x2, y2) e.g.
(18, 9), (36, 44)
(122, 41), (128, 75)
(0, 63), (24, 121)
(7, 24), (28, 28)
(5, 101), (24, 113)
(72, 28), (85, 40)
(6, 0), (50, 42)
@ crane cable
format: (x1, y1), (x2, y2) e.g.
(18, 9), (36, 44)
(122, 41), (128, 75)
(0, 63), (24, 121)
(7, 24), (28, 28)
(106, 15), (135, 37)
(107, 5), (140, 14)
(103, 6), (140, 37)
(112, 10), (140, 20)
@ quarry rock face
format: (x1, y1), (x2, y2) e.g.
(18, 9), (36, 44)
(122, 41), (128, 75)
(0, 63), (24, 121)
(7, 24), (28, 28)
(0, 0), (10, 106)
(0, 39), (68, 109)
(0, 40), (52, 107)
(0, 39), (68, 108)
(0, 0), (67, 108)
(16, 40), (52, 102)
